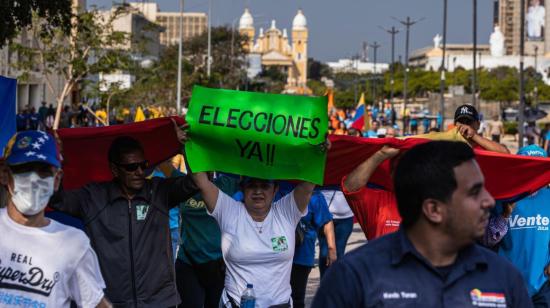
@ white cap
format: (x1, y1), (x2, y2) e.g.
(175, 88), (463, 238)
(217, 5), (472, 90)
(239, 8), (254, 29)
(292, 9), (307, 29)
(376, 128), (387, 136)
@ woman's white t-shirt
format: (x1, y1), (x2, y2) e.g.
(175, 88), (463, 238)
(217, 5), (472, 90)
(321, 189), (354, 219)
(0, 208), (105, 308)
(209, 190), (306, 307)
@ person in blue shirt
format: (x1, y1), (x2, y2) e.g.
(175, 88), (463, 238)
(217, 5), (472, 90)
(371, 105), (379, 121)
(290, 190), (335, 308)
(491, 145), (550, 306)
(422, 115), (431, 133)
(312, 141), (532, 307)
(437, 112), (443, 130)
(28, 107), (40, 130)
(16, 109), (29, 131)
(363, 120), (380, 138)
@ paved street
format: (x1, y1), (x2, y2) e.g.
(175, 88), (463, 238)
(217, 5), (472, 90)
(304, 223), (367, 307)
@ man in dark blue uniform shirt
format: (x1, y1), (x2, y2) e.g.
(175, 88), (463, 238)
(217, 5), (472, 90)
(312, 141), (532, 308)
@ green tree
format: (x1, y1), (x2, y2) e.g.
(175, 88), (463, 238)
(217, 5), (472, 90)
(10, 6), (132, 128)
(118, 26), (249, 107)
(307, 79), (327, 96)
(308, 57), (332, 81)
(0, 0), (71, 47)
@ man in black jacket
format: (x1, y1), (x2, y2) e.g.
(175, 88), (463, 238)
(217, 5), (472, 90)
(50, 127), (198, 307)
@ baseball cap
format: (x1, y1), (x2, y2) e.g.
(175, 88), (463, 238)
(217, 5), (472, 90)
(376, 128), (387, 137)
(454, 104), (479, 123)
(3, 131), (61, 168)
(517, 144), (548, 158)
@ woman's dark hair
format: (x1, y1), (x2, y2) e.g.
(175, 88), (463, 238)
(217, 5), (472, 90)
(108, 136), (144, 164)
(393, 141), (475, 229)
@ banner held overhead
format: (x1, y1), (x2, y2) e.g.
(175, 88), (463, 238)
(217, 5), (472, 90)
(186, 86), (328, 184)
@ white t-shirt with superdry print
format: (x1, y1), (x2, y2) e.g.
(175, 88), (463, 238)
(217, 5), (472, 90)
(210, 190), (306, 308)
(0, 208), (106, 308)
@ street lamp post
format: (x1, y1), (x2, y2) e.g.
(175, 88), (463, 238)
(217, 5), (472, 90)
(380, 26), (400, 124)
(440, 0), (448, 125)
(206, 0), (212, 78)
(352, 54), (359, 104)
(534, 46), (539, 106)
(176, 0), (184, 115)
(519, 0), (526, 148)
(369, 41), (381, 106)
(395, 16), (423, 133)
(473, 0), (478, 108)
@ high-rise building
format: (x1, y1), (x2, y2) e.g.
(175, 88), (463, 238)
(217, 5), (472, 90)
(157, 12), (207, 45)
(129, 2), (207, 46)
(498, 0), (546, 56)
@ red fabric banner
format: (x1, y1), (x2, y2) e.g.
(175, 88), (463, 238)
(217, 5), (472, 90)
(325, 135), (550, 200)
(58, 118), (550, 201)
(57, 117), (184, 190)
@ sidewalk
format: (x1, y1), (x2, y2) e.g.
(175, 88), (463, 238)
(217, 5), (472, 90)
(304, 223), (367, 307)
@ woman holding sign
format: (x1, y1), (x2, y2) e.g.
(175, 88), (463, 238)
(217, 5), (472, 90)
(192, 172), (314, 308)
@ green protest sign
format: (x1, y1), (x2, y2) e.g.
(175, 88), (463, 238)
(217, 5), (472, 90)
(186, 86), (328, 184)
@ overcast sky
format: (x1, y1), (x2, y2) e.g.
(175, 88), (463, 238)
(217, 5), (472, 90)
(88, 0), (495, 63)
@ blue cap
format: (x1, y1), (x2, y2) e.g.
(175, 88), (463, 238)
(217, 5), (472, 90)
(3, 131), (61, 168)
(517, 144), (548, 158)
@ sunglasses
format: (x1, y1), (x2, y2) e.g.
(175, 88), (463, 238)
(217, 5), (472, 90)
(116, 161), (149, 172)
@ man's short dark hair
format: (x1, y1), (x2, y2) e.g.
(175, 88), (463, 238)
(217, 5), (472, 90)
(108, 136), (144, 164)
(393, 141), (475, 229)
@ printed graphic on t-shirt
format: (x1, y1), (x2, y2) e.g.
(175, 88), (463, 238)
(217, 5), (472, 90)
(136, 204), (149, 221)
(271, 236), (288, 252)
(0, 252), (59, 306)
(470, 289), (506, 307)
(385, 220), (400, 227)
(509, 214), (550, 231)
(185, 197), (206, 209)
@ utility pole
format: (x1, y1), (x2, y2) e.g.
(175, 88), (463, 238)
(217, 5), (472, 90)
(369, 41), (381, 106)
(394, 16), (424, 132)
(519, 0), (526, 147)
(534, 46), (539, 106)
(176, 0), (184, 115)
(440, 0), (448, 126)
(473, 0), (478, 108)
(207, 0), (212, 78)
(352, 54), (359, 104)
(380, 26), (400, 123)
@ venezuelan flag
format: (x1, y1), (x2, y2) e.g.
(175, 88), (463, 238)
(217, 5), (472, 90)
(351, 93), (369, 131)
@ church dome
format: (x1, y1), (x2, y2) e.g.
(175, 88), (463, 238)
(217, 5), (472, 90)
(239, 8), (254, 29)
(292, 9), (307, 29)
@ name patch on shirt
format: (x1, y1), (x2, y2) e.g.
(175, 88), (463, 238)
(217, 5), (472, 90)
(470, 289), (506, 307)
(136, 204), (150, 221)
(382, 291), (418, 300)
(271, 236), (288, 252)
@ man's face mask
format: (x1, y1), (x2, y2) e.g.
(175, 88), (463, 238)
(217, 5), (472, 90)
(11, 171), (55, 216)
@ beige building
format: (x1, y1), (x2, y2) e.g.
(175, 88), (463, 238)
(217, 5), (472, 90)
(0, 0), (86, 111)
(100, 5), (162, 58)
(157, 12), (207, 45)
(128, 2), (207, 46)
(498, 0), (546, 56)
(238, 8), (310, 94)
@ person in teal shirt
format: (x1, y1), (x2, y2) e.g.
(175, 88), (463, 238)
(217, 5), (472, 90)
(175, 173), (239, 308)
